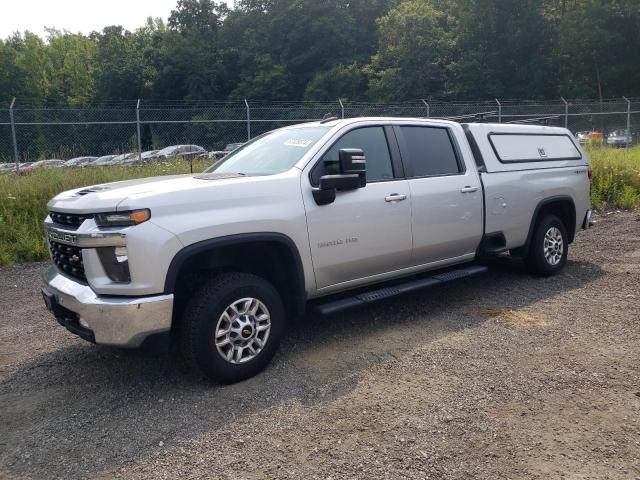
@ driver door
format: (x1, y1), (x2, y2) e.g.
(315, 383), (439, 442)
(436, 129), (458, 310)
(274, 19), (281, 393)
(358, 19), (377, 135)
(303, 125), (412, 292)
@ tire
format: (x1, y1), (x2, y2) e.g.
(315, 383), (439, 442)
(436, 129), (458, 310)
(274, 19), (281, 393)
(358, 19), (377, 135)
(180, 272), (285, 383)
(524, 214), (568, 277)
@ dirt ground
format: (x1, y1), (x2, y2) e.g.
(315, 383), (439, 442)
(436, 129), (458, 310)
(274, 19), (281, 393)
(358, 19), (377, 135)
(1, 211), (639, 479)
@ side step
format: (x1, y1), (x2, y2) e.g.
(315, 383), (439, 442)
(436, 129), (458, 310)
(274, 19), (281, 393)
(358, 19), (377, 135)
(483, 246), (509, 256)
(314, 265), (488, 316)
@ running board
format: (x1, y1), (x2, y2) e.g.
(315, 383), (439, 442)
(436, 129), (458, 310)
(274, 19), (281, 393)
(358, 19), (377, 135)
(314, 265), (488, 316)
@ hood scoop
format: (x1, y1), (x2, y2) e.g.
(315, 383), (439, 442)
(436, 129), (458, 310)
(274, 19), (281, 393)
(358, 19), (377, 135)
(193, 172), (247, 181)
(76, 186), (111, 196)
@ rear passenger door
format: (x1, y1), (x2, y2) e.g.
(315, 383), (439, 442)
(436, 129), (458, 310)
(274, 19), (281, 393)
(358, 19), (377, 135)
(394, 124), (484, 267)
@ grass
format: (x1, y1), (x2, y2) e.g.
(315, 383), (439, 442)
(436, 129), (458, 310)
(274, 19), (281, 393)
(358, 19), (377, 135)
(586, 146), (640, 210)
(1, 147), (639, 267)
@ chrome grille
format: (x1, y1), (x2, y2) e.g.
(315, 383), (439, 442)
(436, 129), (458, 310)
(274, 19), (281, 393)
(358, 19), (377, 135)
(49, 240), (87, 282)
(49, 211), (93, 230)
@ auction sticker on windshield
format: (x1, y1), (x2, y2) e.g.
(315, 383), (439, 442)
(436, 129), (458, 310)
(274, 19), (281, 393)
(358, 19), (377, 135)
(284, 138), (313, 148)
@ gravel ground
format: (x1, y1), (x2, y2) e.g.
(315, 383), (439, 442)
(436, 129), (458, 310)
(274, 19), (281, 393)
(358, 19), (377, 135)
(1, 211), (639, 479)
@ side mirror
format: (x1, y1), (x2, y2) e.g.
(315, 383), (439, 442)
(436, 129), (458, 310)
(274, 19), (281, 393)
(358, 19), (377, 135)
(312, 148), (367, 206)
(339, 148), (366, 175)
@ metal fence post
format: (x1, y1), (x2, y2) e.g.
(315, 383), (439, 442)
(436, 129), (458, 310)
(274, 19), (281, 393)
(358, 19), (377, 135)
(622, 96), (631, 148)
(421, 99), (430, 118)
(136, 99), (142, 161)
(495, 98), (502, 123)
(338, 98), (345, 119)
(244, 99), (251, 141)
(9, 98), (19, 174)
(561, 97), (569, 129)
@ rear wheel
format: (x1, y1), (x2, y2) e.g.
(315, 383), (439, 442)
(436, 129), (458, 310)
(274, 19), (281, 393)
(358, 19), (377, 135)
(524, 214), (568, 277)
(180, 273), (285, 383)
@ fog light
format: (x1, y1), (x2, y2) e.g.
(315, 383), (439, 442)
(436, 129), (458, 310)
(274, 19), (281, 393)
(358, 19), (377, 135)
(114, 246), (128, 263)
(79, 317), (90, 329)
(97, 246), (131, 283)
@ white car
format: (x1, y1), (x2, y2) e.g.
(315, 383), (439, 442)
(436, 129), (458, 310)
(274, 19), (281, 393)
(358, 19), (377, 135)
(64, 156), (99, 168)
(154, 145), (206, 160)
(606, 129), (632, 148)
(574, 131), (589, 145)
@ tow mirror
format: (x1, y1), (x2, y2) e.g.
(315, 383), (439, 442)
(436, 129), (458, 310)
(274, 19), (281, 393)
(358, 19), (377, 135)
(339, 148), (366, 176)
(312, 148), (366, 206)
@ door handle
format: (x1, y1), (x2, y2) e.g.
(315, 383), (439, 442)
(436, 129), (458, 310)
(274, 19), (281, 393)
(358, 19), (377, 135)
(460, 186), (479, 193)
(385, 194), (407, 203)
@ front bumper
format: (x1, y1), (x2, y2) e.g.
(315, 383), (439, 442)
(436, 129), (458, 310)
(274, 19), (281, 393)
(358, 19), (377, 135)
(42, 266), (174, 347)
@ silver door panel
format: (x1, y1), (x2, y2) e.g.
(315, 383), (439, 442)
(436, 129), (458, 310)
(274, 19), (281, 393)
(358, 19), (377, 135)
(408, 173), (484, 265)
(304, 180), (413, 290)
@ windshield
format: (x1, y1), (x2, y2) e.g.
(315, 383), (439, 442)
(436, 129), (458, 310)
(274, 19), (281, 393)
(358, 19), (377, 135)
(206, 126), (330, 176)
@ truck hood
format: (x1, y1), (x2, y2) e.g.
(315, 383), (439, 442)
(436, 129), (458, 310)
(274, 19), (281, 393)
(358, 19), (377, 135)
(47, 173), (247, 213)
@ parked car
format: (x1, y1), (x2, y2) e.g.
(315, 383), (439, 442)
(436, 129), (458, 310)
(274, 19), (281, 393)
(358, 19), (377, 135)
(94, 153), (135, 166)
(113, 153), (138, 164)
(140, 150), (160, 161)
(209, 142), (245, 160)
(587, 131), (604, 146)
(121, 150), (162, 165)
(92, 155), (118, 166)
(64, 156), (99, 168)
(606, 129), (632, 148)
(42, 118), (592, 383)
(0, 162), (17, 173)
(20, 159), (65, 175)
(153, 145), (206, 160)
(6, 162), (35, 173)
(574, 131), (589, 145)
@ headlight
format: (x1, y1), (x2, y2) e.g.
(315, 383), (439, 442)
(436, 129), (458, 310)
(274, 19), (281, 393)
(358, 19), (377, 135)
(95, 209), (150, 227)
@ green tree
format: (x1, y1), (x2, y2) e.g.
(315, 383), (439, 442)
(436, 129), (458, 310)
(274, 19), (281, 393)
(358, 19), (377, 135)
(448, 0), (558, 99)
(230, 55), (292, 100)
(0, 40), (21, 104)
(556, 0), (640, 99)
(366, 0), (453, 100)
(46, 30), (96, 105)
(92, 26), (148, 101)
(13, 32), (52, 101)
(304, 63), (369, 101)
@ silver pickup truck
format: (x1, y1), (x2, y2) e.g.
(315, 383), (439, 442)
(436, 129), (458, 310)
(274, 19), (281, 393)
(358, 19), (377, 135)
(42, 117), (592, 383)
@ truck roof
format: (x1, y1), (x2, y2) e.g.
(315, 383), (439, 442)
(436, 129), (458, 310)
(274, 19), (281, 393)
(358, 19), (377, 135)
(302, 117), (570, 135)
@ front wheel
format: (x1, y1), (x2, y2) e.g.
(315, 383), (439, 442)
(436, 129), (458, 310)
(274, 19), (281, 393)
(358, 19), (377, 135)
(524, 214), (569, 277)
(180, 273), (285, 383)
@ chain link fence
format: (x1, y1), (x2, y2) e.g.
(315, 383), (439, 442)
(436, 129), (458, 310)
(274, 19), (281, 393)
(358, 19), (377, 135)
(1, 97), (639, 165)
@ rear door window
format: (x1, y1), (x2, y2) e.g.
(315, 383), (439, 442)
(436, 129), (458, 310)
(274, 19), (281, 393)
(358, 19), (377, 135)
(398, 126), (462, 177)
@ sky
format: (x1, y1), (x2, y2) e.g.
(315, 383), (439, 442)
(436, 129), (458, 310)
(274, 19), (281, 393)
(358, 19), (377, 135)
(1, 0), (230, 39)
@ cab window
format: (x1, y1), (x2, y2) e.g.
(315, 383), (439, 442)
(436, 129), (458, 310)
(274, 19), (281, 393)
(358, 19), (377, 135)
(311, 127), (394, 185)
(399, 126), (462, 177)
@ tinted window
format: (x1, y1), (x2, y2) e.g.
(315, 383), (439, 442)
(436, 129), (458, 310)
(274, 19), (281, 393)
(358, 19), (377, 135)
(313, 127), (394, 184)
(400, 127), (461, 177)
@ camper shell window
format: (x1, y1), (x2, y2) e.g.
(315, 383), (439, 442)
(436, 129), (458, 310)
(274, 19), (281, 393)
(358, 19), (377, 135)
(488, 133), (582, 163)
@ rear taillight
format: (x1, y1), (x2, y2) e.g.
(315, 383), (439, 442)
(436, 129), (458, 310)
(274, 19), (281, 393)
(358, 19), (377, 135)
(588, 168), (593, 181)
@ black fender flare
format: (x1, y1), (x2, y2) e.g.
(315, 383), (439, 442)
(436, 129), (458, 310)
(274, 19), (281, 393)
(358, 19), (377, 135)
(164, 232), (307, 316)
(521, 195), (576, 256)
